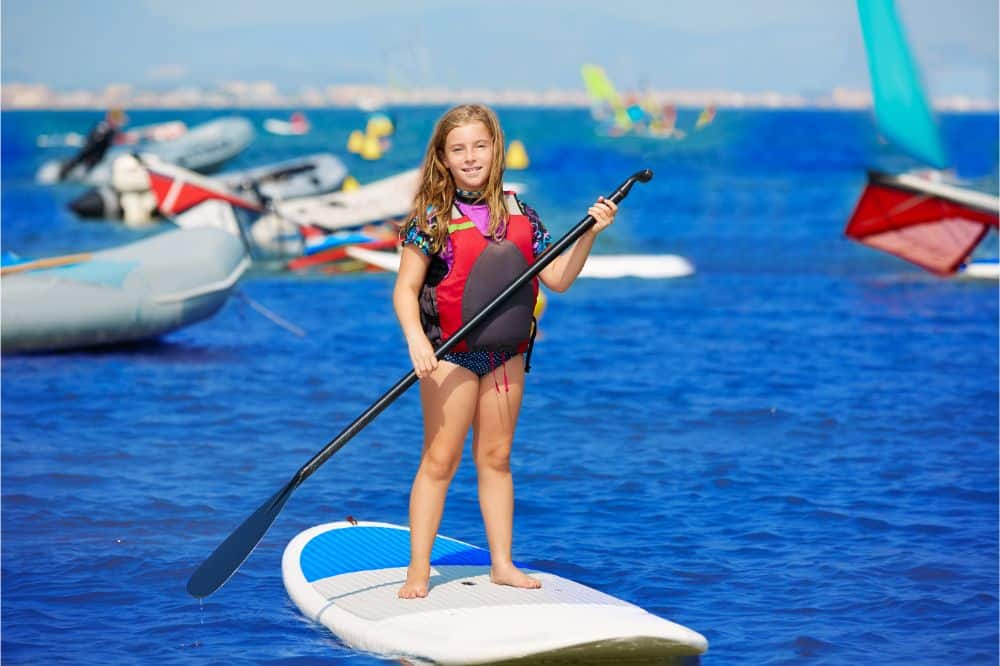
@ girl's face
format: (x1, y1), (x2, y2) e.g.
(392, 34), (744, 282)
(441, 121), (493, 192)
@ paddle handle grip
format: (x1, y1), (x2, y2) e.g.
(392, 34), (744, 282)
(296, 169), (654, 483)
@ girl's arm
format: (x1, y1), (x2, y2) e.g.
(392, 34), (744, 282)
(393, 244), (438, 378)
(538, 196), (617, 293)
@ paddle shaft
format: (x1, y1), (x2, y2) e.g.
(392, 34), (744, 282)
(294, 169), (653, 484)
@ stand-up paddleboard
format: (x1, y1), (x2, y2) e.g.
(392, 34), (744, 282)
(345, 246), (695, 279)
(283, 521), (707, 665)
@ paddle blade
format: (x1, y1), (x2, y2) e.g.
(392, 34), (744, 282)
(187, 480), (296, 598)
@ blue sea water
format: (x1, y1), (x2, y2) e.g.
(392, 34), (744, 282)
(2, 107), (998, 665)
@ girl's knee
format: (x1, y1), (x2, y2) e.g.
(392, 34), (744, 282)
(420, 449), (462, 481)
(475, 440), (512, 472)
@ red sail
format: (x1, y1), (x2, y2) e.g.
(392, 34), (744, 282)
(146, 161), (261, 216)
(845, 171), (999, 275)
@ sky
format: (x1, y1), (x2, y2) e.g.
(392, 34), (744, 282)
(2, 0), (997, 99)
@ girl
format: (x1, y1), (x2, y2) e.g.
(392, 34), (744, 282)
(393, 104), (617, 598)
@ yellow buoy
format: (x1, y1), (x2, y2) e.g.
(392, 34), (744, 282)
(366, 114), (394, 138)
(506, 140), (529, 170)
(347, 129), (364, 154)
(360, 132), (383, 160)
(341, 176), (360, 192)
(533, 288), (547, 321)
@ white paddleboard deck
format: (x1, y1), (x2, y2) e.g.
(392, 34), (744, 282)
(345, 247), (695, 279)
(283, 521), (707, 665)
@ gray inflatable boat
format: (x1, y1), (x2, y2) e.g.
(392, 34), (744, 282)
(69, 153), (348, 220)
(37, 117), (256, 185)
(2, 228), (249, 353)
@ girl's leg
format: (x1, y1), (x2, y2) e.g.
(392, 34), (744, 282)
(399, 361), (479, 599)
(472, 355), (541, 589)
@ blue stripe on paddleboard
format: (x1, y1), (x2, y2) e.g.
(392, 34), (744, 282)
(300, 526), (490, 582)
(303, 233), (373, 255)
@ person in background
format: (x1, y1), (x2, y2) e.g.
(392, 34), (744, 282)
(58, 108), (127, 180)
(393, 104), (617, 598)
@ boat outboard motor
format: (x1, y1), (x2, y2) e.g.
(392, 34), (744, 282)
(112, 154), (158, 227)
(69, 153), (157, 221)
(69, 185), (122, 219)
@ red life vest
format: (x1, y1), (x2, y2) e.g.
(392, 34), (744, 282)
(420, 192), (538, 354)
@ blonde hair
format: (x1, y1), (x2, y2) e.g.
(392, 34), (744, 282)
(409, 104), (507, 254)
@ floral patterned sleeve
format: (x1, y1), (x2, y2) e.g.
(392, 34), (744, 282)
(400, 218), (434, 256)
(515, 196), (553, 259)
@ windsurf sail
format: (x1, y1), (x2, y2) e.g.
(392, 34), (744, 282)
(661, 104), (678, 133)
(845, 171), (1000, 275)
(695, 105), (716, 129)
(580, 64), (632, 131)
(857, 0), (948, 168)
(144, 158), (261, 217)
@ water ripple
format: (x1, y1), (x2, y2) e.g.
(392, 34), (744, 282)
(3, 108), (997, 665)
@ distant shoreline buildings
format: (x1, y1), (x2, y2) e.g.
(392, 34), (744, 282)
(1, 81), (995, 112)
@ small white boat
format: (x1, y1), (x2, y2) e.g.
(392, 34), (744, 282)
(264, 112), (310, 136)
(1, 228), (249, 353)
(221, 153), (346, 202)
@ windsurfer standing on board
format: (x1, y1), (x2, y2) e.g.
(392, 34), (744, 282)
(393, 104), (618, 598)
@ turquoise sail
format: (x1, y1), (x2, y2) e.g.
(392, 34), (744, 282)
(857, 0), (949, 168)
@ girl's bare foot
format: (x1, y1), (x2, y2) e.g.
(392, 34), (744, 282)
(490, 562), (542, 589)
(398, 565), (430, 599)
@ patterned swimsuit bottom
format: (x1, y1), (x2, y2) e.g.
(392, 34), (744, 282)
(441, 350), (519, 391)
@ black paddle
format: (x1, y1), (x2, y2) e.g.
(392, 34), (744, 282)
(186, 168), (654, 598)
